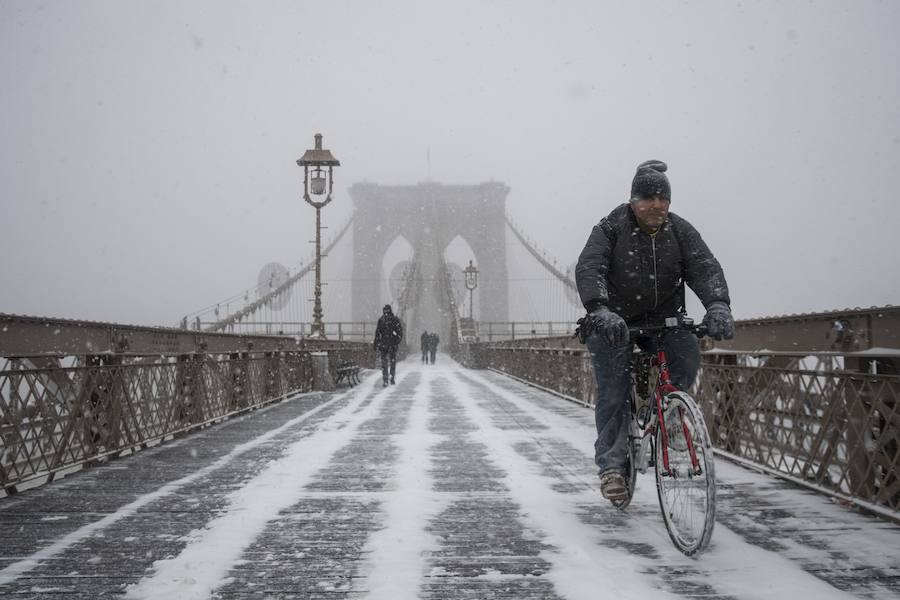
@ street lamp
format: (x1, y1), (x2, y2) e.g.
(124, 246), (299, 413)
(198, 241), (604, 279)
(463, 259), (479, 319)
(297, 133), (340, 339)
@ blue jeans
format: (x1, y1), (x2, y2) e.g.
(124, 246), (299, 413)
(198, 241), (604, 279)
(587, 328), (700, 476)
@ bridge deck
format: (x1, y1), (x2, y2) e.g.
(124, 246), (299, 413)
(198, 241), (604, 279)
(1, 359), (898, 600)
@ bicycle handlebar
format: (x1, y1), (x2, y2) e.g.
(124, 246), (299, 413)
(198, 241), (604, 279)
(573, 314), (708, 344)
(628, 321), (709, 339)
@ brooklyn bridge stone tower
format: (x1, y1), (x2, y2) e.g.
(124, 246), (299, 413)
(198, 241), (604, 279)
(350, 182), (510, 338)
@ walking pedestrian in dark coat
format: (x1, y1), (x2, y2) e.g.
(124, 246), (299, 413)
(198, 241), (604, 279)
(428, 332), (440, 364)
(374, 304), (403, 386)
(420, 331), (429, 363)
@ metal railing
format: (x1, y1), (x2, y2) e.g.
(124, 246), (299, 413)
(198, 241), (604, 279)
(473, 322), (576, 341)
(197, 321), (376, 341)
(0, 313), (374, 495)
(0, 353), (306, 492)
(469, 337), (900, 520)
(696, 354), (900, 516)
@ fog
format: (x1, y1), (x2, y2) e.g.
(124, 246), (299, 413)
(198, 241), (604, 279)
(1, 1), (898, 327)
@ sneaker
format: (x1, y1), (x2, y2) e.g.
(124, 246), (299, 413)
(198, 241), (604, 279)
(383, 380), (388, 387)
(390, 377), (395, 384)
(600, 471), (628, 501)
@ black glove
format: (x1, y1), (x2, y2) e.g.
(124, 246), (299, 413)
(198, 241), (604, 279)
(589, 306), (629, 346)
(703, 301), (735, 340)
(574, 316), (590, 344)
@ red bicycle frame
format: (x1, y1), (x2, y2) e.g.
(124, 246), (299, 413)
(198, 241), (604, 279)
(649, 350), (702, 476)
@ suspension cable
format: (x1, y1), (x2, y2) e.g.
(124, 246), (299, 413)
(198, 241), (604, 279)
(505, 213), (577, 293)
(195, 215), (354, 332)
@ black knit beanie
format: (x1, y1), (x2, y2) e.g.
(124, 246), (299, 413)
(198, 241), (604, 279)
(630, 160), (671, 201)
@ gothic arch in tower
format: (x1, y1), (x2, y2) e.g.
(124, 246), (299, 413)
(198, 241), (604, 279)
(350, 182), (509, 334)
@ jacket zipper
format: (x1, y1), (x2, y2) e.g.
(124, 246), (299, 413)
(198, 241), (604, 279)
(650, 234), (659, 308)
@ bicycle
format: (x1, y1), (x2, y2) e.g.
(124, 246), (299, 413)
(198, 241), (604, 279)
(610, 317), (716, 556)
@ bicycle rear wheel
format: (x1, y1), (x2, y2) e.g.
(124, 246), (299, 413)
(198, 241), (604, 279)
(654, 391), (716, 555)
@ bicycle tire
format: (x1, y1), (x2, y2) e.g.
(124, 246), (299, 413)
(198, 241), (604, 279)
(654, 391), (716, 555)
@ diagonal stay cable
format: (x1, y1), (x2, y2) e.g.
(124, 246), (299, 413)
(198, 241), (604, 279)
(203, 214), (355, 332)
(504, 214), (577, 293)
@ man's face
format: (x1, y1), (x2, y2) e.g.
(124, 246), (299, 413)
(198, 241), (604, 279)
(631, 195), (670, 232)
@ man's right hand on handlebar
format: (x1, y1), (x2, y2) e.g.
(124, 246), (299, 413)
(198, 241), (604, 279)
(702, 301), (735, 341)
(588, 306), (629, 346)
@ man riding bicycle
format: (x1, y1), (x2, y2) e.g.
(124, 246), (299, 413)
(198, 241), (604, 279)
(575, 160), (734, 502)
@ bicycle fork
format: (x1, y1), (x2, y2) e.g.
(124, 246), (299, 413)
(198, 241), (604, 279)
(655, 352), (703, 478)
(658, 398), (703, 477)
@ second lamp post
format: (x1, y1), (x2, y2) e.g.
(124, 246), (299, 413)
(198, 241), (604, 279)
(297, 133), (340, 339)
(463, 259), (479, 319)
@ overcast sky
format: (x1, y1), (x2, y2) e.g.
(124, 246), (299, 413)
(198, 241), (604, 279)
(2, 0), (898, 326)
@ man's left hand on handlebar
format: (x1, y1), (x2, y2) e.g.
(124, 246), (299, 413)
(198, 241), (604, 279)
(702, 301), (734, 340)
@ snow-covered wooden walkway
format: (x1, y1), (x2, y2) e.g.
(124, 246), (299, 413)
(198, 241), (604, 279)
(1, 358), (899, 600)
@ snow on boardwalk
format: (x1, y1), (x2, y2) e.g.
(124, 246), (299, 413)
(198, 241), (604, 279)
(1, 359), (899, 599)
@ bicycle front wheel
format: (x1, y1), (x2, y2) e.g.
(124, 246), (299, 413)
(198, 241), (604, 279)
(654, 391), (716, 555)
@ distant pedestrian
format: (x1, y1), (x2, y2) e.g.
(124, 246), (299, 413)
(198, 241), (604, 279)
(374, 304), (403, 386)
(428, 332), (440, 364)
(420, 330), (429, 363)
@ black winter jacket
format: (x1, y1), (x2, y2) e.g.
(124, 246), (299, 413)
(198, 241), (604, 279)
(575, 203), (730, 325)
(374, 314), (404, 350)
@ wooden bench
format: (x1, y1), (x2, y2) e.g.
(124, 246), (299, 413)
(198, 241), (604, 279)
(334, 361), (361, 387)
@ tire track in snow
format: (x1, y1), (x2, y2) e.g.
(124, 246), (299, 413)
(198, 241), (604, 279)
(457, 366), (869, 600)
(448, 365), (679, 600)
(123, 373), (389, 600)
(422, 372), (561, 599)
(0, 388), (359, 589)
(357, 364), (446, 599)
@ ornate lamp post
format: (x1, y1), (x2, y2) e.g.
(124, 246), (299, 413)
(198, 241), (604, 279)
(297, 133), (340, 339)
(463, 259), (479, 319)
